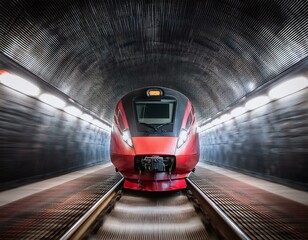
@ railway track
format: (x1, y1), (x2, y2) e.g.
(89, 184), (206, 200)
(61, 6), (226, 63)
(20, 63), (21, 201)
(60, 178), (248, 240)
(2, 169), (304, 239)
(186, 178), (249, 240)
(88, 189), (209, 240)
(62, 175), (305, 240)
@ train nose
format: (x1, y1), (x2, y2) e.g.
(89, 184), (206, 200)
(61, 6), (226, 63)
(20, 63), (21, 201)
(132, 137), (178, 155)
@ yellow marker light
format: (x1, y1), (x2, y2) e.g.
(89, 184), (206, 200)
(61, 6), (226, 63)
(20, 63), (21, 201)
(147, 89), (163, 97)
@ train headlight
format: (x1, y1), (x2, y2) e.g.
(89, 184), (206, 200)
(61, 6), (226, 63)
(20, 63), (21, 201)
(122, 129), (133, 148)
(177, 129), (188, 148)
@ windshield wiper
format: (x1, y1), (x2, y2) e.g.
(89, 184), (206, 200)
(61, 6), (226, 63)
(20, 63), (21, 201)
(139, 122), (157, 131)
(139, 122), (172, 132)
(155, 122), (172, 131)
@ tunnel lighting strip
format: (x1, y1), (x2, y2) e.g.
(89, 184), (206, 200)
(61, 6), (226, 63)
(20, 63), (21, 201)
(0, 70), (111, 132)
(199, 75), (308, 133)
(80, 113), (93, 122)
(39, 93), (66, 109)
(64, 106), (82, 117)
(268, 76), (308, 99)
(230, 107), (247, 117)
(245, 95), (271, 110)
(220, 113), (232, 122)
(0, 70), (41, 96)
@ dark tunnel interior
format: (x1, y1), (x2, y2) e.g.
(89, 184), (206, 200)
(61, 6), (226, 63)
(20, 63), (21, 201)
(0, 0), (307, 190)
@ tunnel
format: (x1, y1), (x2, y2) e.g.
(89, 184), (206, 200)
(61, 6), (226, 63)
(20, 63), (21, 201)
(1, 0), (307, 190)
(0, 0), (308, 239)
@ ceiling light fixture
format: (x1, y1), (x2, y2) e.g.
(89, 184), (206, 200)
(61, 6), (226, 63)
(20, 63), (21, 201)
(230, 106), (247, 117)
(39, 93), (66, 109)
(245, 95), (270, 110)
(64, 106), (82, 117)
(269, 76), (308, 99)
(212, 118), (222, 126)
(220, 113), (232, 122)
(80, 113), (93, 123)
(0, 71), (40, 97)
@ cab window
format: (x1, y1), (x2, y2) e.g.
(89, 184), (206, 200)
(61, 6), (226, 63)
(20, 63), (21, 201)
(135, 101), (175, 125)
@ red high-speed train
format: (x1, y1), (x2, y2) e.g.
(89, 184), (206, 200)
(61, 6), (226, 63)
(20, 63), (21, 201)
(110, 87), (199, 191)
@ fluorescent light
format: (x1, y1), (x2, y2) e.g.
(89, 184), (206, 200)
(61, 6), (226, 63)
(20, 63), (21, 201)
(39, 93), (66, 109)
(64, 106), (82, 117)
(204, 122), (213, 130)
(231, 107), (247, 117)
(0, 72), (40, 96)
(212, 118), (222, 126)
(247, 82), (255, 91)
(245, 95), (270, 110)
(80, 113), (93, 122)
(269, 76), (308, 99)
(198, 122), (213, 132)
(220, 113), (232, 122)
(93, 119), (111, 131)
(92, 119), (102, 127)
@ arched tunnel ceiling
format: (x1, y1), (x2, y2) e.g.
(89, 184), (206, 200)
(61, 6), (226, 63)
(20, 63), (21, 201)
(0, 0), (307, 123)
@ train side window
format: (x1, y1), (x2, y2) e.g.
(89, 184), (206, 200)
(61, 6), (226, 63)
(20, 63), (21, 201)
(185, 112), (193, 130)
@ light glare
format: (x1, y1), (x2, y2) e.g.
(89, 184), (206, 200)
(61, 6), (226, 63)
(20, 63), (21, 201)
(122, 129), (133, 147)
(39, 93), (66, 108)
(212, 118), (222, 126)
(269, 77), (308, 99)
(205, 122), (213, 129)
(0, 72), (40, 96)
(64, 106), (82, 117)
(177, 129), (188, 148)
(231, 107), (247, 117)
(247, 82), (255, 91)
(93, 119), (111, 131)
(220, 113), (232, 122)
(122, 130), (130, 141)
(245, 96), (270, 110)
(80, 113), (93, 122)
(199, 122), (213, 132)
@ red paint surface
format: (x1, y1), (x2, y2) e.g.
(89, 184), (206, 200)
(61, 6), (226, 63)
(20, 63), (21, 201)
(132, 137), (177, 155)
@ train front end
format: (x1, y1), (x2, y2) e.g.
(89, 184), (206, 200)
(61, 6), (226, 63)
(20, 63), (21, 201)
(110, 87), (199, 191)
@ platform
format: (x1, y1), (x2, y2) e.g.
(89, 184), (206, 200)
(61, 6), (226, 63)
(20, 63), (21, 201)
(191, 163), (308, 239)
(0, 163), (122, 239)
(0, 162), (307, 239)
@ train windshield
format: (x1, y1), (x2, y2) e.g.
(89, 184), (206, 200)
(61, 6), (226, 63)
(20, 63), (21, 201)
(135, 101), (175, 125)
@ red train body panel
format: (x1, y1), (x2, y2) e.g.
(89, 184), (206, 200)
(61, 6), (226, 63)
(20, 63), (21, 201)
(110, 87), (199, 191)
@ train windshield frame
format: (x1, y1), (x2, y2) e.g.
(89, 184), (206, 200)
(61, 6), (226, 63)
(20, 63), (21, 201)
(135, 100), (175, 125)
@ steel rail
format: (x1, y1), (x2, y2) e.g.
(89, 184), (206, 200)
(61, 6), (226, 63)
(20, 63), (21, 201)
(60, 178), (124, 240)
(187, 178), (250, 240)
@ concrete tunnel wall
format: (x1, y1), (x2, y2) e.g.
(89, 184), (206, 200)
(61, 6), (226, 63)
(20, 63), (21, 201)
(199, 85), (308, 190)
(0, 84), (110, 191)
